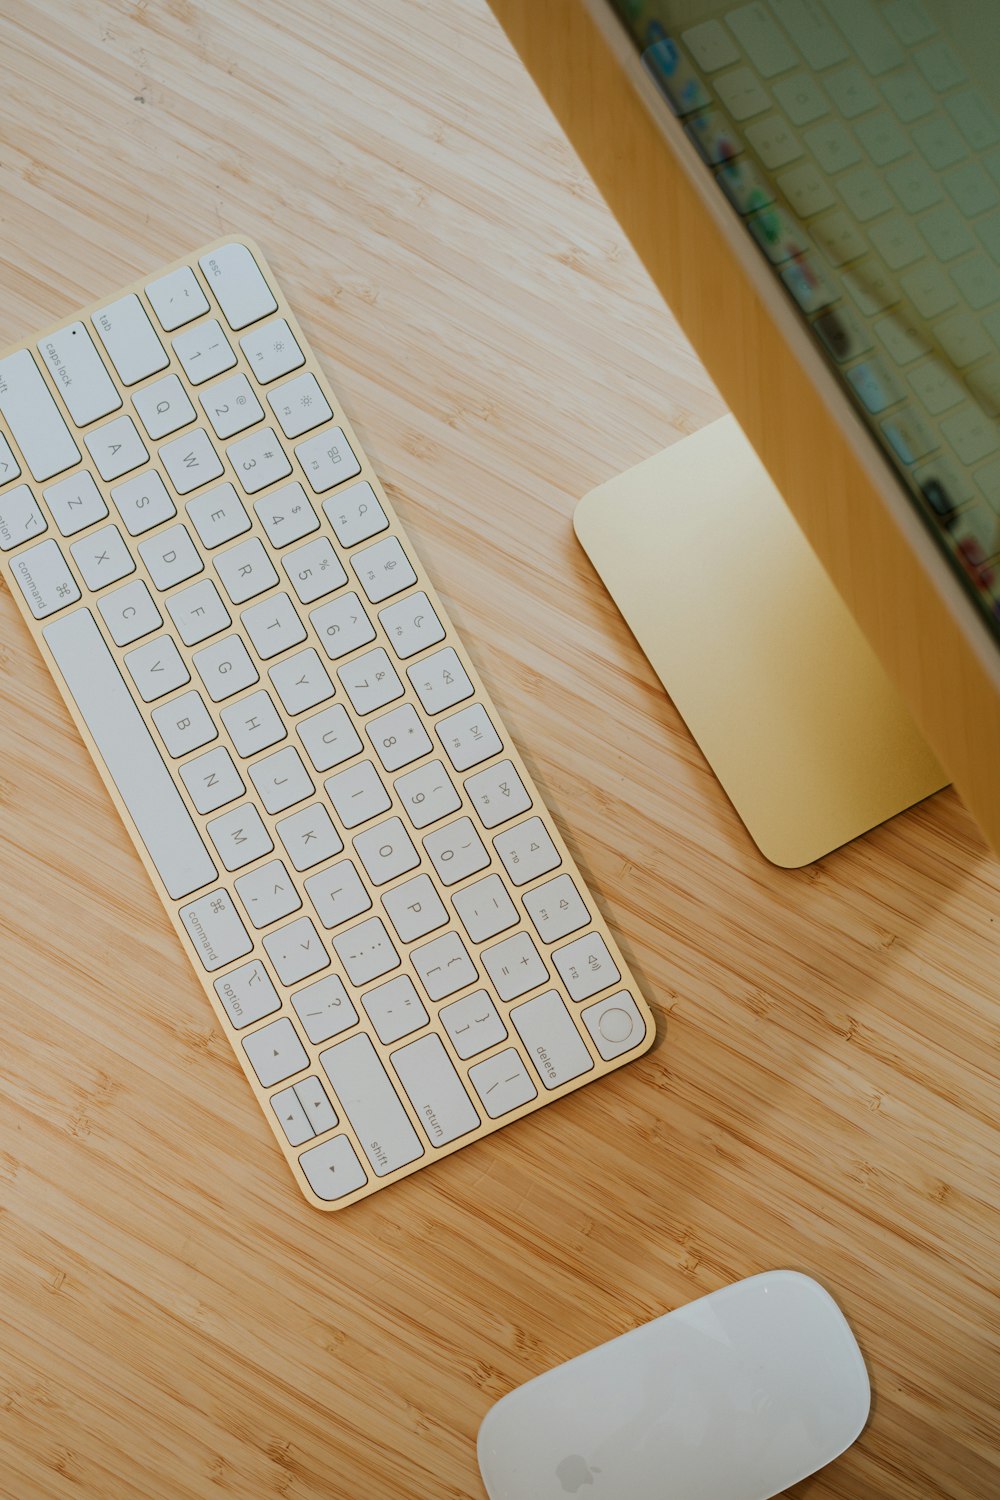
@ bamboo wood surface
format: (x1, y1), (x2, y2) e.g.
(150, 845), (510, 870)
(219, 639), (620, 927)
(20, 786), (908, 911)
(0, 2), (997, 1498)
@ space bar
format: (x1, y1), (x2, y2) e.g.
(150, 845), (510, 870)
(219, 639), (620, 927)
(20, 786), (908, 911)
(43, 609), (217, 900)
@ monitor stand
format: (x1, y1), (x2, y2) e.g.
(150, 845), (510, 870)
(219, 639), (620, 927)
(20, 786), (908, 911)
(575, 416), (948, 867)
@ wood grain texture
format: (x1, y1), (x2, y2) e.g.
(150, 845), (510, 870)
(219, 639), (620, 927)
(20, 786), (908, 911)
(0, 2), (997, 1497)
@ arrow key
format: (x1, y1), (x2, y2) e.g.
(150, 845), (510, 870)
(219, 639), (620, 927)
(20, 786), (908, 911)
(243, 1016), (309, 1088)
(299, 1133), (368, 1201)
(271, 1084), (314, 1146)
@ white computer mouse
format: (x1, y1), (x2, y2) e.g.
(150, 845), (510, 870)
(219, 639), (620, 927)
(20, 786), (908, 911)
(477, 1269), (871, 1500)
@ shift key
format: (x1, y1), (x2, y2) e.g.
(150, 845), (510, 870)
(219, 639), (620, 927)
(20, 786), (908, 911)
(320, 1033), (423, 1176)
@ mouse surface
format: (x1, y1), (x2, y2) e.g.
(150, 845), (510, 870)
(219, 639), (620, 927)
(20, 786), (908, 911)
(477, 1270), (870, 1500)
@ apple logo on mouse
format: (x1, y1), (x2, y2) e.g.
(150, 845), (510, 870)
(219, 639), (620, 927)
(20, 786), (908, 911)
(556, 1454), (601, 1492)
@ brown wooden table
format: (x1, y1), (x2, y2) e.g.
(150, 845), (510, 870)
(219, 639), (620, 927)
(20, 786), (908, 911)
(1, 2), (998, 1496)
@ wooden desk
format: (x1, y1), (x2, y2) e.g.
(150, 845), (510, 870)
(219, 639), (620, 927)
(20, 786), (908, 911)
(0, 3), (997, 1496)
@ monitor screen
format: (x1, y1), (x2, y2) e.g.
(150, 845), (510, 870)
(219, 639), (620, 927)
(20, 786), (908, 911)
(607, 0), (1000, 647)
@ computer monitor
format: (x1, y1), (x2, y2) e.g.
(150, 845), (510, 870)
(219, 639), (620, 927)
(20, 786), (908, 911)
(488, 0), (1000, 856)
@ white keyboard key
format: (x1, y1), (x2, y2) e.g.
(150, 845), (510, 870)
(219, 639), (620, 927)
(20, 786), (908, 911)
(825, 0), (902, 75)
(268, 372), (332, 438)
(242, 1017), (308, 1088)
(179, 888), (251, 971)
(0, 484), (46, 550)
(411, 930), (477, 1002)
(11, 538), (81, 617)
(937, 313), (992, 370)
(772, 72), (828, 127)
(262, 912), (328, 984)
(770, 0), (848, 69)
(715, 66), (770, 123)
(228, 427), (292, 494)
(199, 243), (277, 330)
(883, 0), (936, 46)
(111, 470), (176, 535)
(494, 816), (560, 886)
(44, 471), (108, 536)
(207, 803), (273, 870)
(468, 1047), (537, 1119)
(214, 958), (281, 1030)
(909, 361), (964, 416)
(947, 90), (1000, 152)
(440, 989), (507, 1060)
(353, 816), (419, 885)
(482, 931), (548, 1002)
(886, 158), (942, 214)
(881, 70), (934, 125)
(296, 426), (361, 494)
(838, 166), (892, 222)
(186, 482), (250, 549)
(305, 858), (372, 930)
(239, 318), (305, 384)
(913, 118), (966, 171)
(166, 576), (231, 646)
(85, 414), (148, 482)
(220, 687), (285, 757)
(394, 758), (460, 830)
(952, 256), (1000, 312)
(726, 4), (796, 76)
(332, 916), (399, 987)
(0, 433), (20, 485)
(777, 162), (835, 219)
(200, 372), (264, 440)
(900, 263), (957, 318)
(338, 647), (403, 715)
(452, 873), (518, 944)
(292, 974), (358, 1045)
(324, 758), (391, 827)
(378, 591), (444, 659)
(0, 350), (80, 483)
(124, 634), (189, 701)
(407, 646), (474, 716)
(152, 690), (218, 760)
(276, 801), (343, 871)
(241, 591), (306, 659)
(271, 1086), (314, 1147)
(351, 535), (417, 603)
(254, 481), (318, 549)
(299, 1135), (368, 1202)
(145, 266), (209, 331)
(367, 701), (433, 772)
(37, 323), (121, 427)
(523, 874), (589, 944)
(270, 647), (335, 716)
(941, 406), (999, 466)
(323, 479), (388, 547)
(138, 522), (203, 590)
(294, 1074), (338, 1135)
(132, 374), (197, 441)
(945, 162), (998, 219)
(423, 815), (490, 886)
(235, 858), (301, 929)
(248, 744), (314, 814)
(194, 633), (259, 701)
(283, 535), (347, 603)
(803, 120), (860, 174)
(745, 113), (802, 169)
(159, 427), (225, 496)
(319, 1032), (422, 1176)
(92, 294), (168, 385)
(914, 40), (966, 93)
(464, 759), (531, 829)
(215, 536), (279, 604)
(310, 590), (375, 659)
(392, 1034), (479, 1147)
(70, 523), (134, 591)
(297, 702), (363, 772)
(98, 577), (162, 646)
(868, 215), (922, 271)
(553, 931), (621, 1002)
(856, 111), (909, 167)
(172, 318), (236, 384)
(179, 745), (245, 813)
(363, 975), (429, 1046)
(582, 991), (647, 1062)
(682, 20), (739, 72)
(511, 989), (592, 1090)
(381, 872), (448, 944)
(825, 64), (877, 120)
(437, 702), (502, 771)
(45, 608), (215, 898)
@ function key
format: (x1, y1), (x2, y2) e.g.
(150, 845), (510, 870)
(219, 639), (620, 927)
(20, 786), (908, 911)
(493, 815), (560, 887)
(522, 873), (589, 945)
(91, 294), (169, 386)
(407, 645), (473, 716)
(296, 426), (360, 494)
(199, 243), (278, 331)
(553, 931), (620, 1003)
(323, 479), (388, 547)
(132, 373), (196, 441)
(268, 372), (332, 438)
(379, 590), (444, 659)
(145, 266), (210, 331)
(240, 318), (305, 384)
(464, 758), (531, 829)
(351, 535), (417, 603)
(436, 701), (502, 771)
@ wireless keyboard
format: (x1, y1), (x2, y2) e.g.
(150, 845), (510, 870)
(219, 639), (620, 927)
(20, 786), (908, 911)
(1, 240), (654, 1210)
